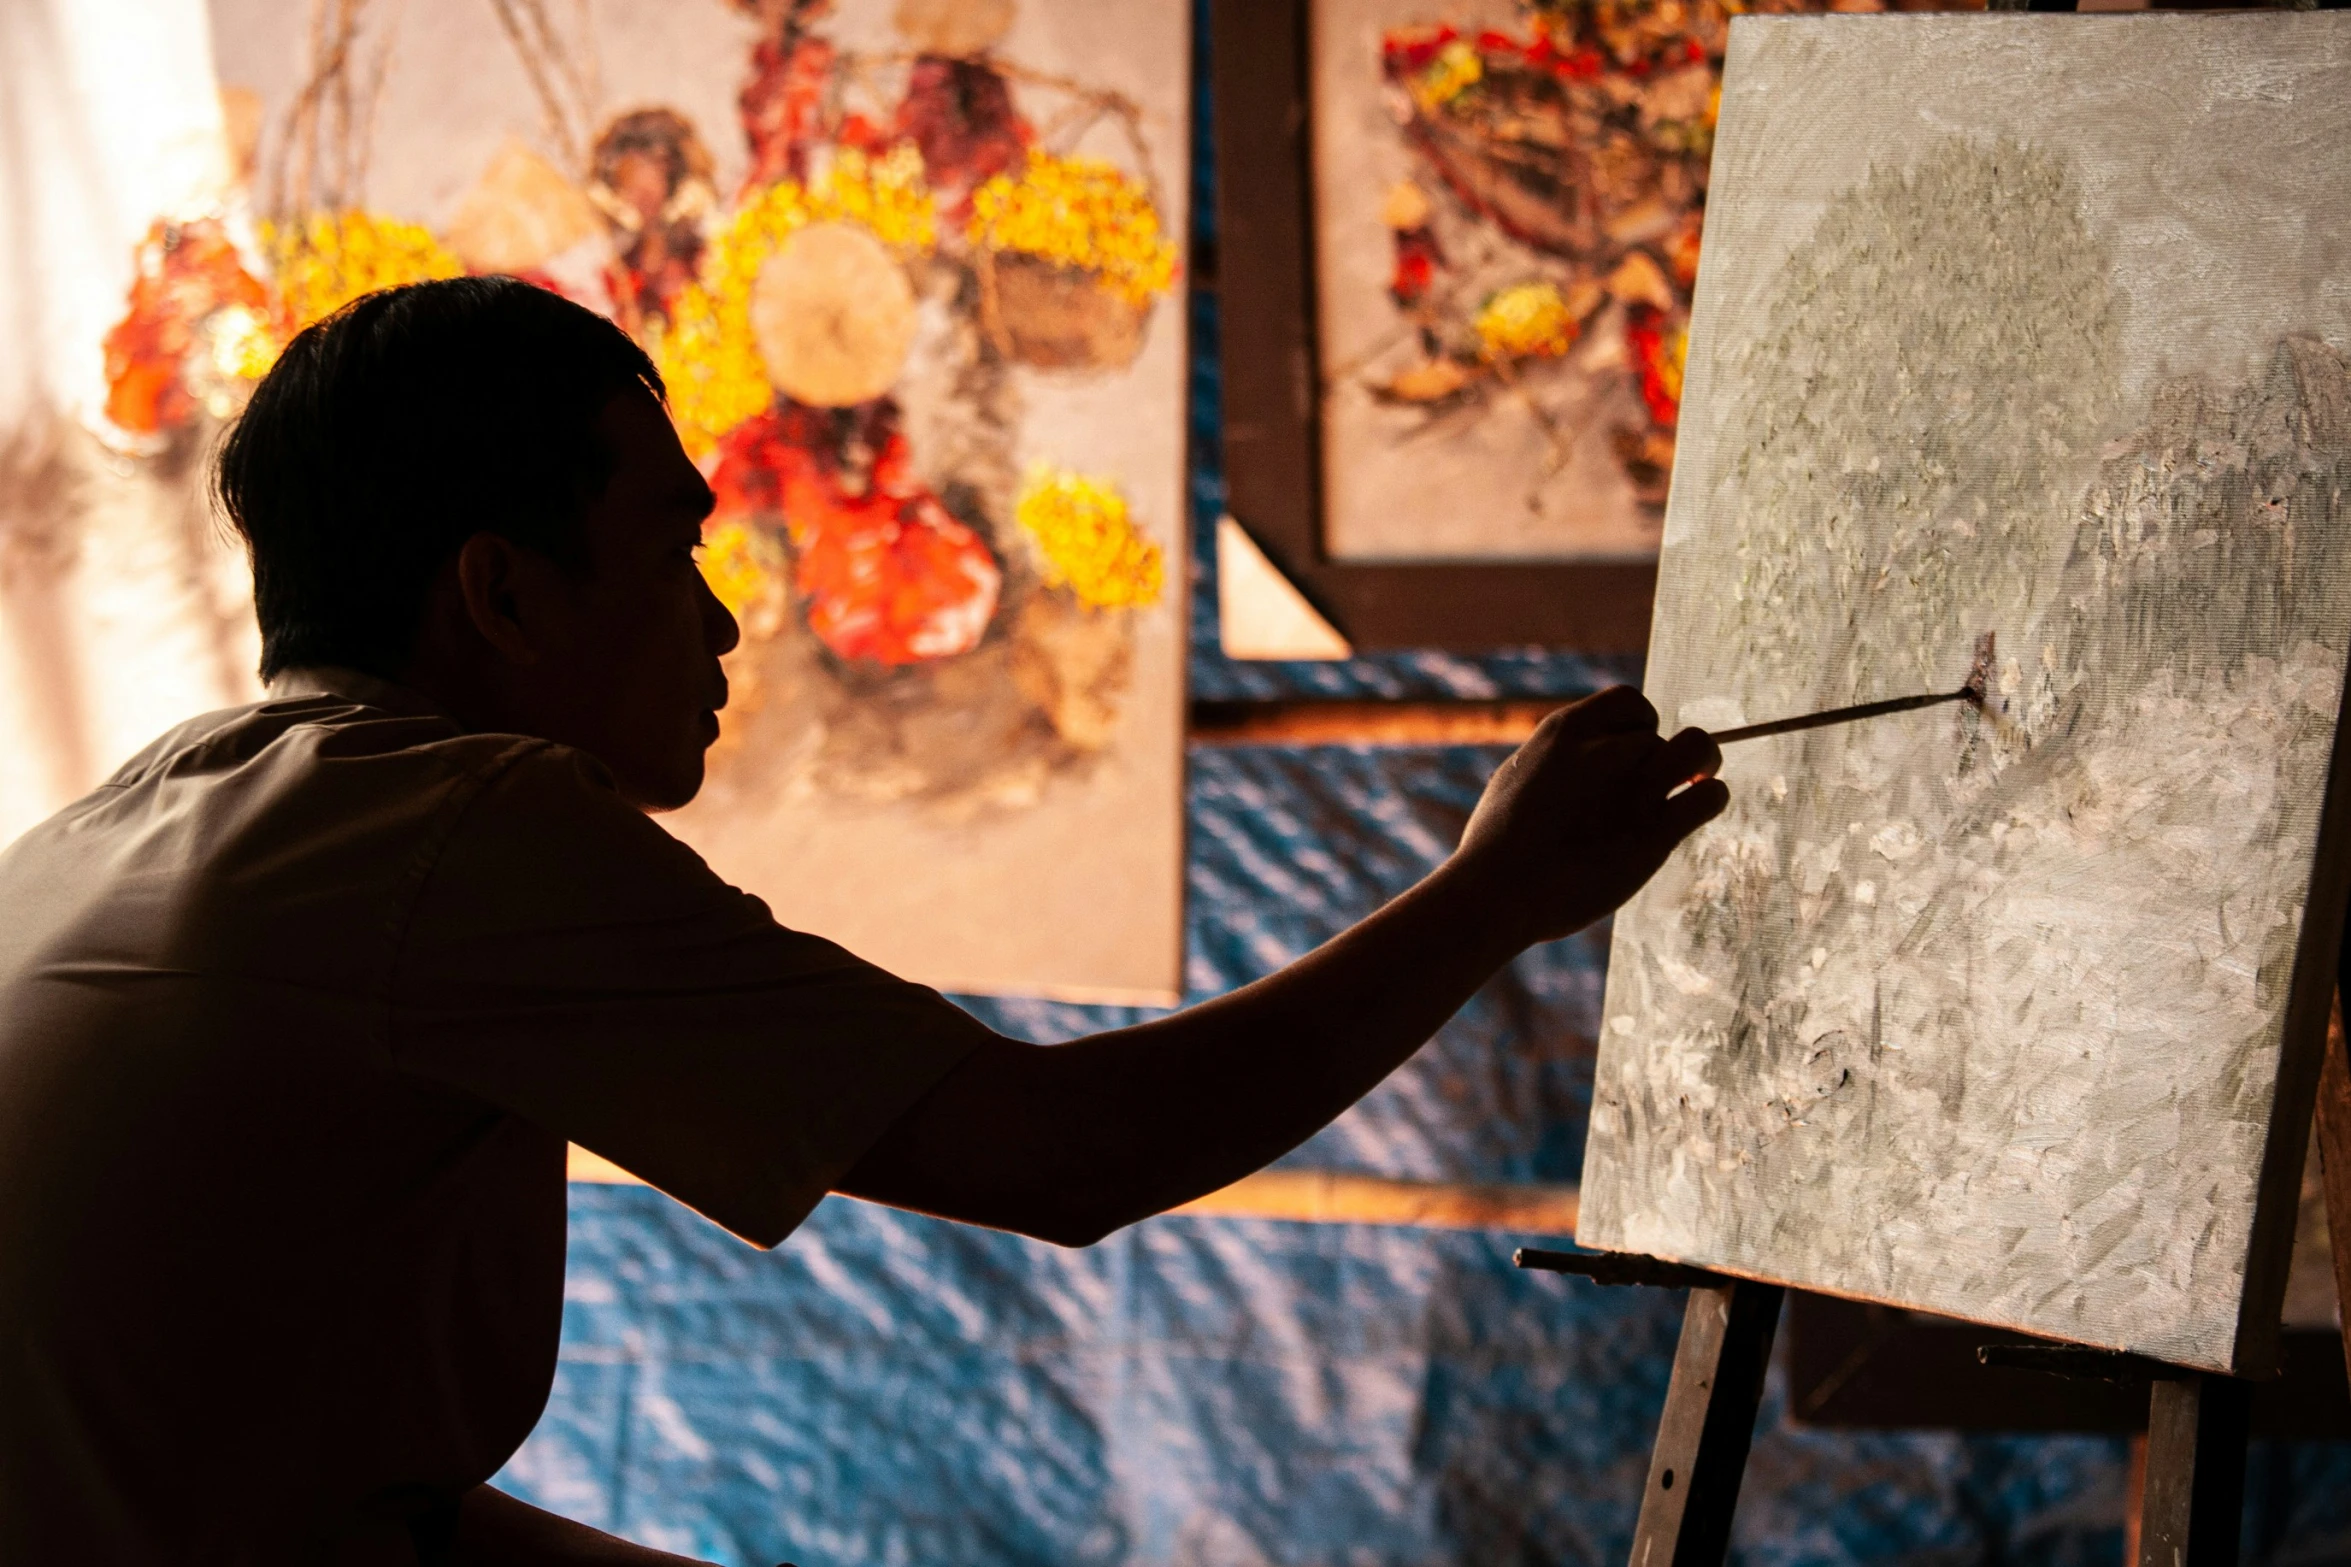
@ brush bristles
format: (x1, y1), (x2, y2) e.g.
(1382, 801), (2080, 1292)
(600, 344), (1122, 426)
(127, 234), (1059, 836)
(1962, 630), (1998, 703)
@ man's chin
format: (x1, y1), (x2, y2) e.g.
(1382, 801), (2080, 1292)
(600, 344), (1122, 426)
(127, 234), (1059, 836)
(625, 754), (707, 815)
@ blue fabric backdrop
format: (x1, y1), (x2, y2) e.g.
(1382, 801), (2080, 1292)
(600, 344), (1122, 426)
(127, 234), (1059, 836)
(492, 9), (2351, 1558)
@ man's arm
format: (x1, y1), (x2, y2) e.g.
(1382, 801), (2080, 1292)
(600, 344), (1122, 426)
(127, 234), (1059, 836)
(838, 687), (1725, 1247)
(454, 1485), (716, 1565)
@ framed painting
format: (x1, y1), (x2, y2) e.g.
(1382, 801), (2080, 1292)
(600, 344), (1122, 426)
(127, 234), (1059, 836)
(1213, 0), (1978, 652)
(1577, 10), (2351, 1375)
(173, 0), (1193, 1001)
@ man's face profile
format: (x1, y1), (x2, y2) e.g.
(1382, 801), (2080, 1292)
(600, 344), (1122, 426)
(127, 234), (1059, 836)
(459, 393), (738, 812)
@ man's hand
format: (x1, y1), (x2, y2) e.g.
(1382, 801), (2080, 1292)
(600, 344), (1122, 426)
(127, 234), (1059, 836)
(1450, 685), (1727, 947)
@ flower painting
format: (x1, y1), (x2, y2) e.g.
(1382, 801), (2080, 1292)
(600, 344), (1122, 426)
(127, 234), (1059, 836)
(1310, 0), (1962, 561)
(132, 0), (1191, 999)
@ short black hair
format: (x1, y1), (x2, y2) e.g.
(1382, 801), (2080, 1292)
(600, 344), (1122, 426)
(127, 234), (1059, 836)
(216, 276), (664, 681)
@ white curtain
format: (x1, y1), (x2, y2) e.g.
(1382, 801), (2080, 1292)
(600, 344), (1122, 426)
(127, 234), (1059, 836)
(0, 0), (260, 849)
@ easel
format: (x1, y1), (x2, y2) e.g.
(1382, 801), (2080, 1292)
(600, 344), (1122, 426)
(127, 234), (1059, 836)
(1520, 929), (2351, 1566)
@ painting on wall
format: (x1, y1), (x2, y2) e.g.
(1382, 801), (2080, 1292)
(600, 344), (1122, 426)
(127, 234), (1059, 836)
(1577, 12), (2351, 1373)
(1309, 0), (1953, 563)
(120, 0), (1190, 999)
(0, 0), (262, 855)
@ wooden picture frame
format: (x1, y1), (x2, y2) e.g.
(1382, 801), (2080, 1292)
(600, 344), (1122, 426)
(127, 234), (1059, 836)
(1210, 0), (1659, 654)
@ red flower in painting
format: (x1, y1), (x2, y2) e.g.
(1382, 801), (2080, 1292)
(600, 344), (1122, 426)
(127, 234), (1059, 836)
(1389, 227), (1444, 307)
(792, 485), (1002, 666)
(711, 403), (1002, 667)
(1381, 24), (1459, 73)
(1391, 250), (1435, 306)
(101, 218), (277, 436)
(834, 112), (890, 152)
(741, 28), (836, 189)
(893, 56), (1031, 211)
(1626, 305), (1683, 429)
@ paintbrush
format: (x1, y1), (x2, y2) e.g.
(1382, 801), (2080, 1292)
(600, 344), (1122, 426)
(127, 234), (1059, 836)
(1710, 633), (1996, 746)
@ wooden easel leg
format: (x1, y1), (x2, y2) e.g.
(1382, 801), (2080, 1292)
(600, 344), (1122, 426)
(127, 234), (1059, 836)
(1627, 1280), (1784, 1567)
(2123, 1435), (2148, 1566)
(2138, 1373), (2249, 1567)
(2323, 985), (2351, 1391)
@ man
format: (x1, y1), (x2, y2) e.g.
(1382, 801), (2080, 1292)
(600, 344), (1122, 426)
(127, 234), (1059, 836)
(0, 278), (1724, 1564)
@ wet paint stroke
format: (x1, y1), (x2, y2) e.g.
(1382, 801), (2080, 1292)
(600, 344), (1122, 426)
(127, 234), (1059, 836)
(1578, 13), (2351, 1371)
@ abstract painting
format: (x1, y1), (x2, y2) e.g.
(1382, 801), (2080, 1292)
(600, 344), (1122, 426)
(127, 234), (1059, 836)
(1308, 0), (1936, 562)
(131, 0), (1192, 999)
(1577, 12), (2351, 1372)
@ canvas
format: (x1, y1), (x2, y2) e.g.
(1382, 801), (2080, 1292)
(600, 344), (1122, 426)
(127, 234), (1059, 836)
(1309, 0), (1843, 563)
(191, 0), (1190, 1001)
(1578, 11), (2351, 1374)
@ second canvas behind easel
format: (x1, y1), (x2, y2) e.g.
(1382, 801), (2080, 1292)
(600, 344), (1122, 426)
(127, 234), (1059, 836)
(1579, 11), (2351, 1374)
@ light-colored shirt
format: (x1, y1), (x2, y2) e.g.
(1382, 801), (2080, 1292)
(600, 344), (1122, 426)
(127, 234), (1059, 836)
(0, 667), (986, 1564)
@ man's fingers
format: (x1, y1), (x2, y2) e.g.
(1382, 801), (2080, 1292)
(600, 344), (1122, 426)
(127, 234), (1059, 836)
(1660, 776), (1730, 839)
(1574, 730), (1661, 786)
(1572, 725), (1716, 803)
(1554, 685), (1659, 737)
(1639, 727), (1722, 796)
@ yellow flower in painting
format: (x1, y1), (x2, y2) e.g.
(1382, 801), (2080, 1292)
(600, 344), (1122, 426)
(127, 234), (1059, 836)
(968, 153), (1179, 305)
(656, 147), (936, 457)
(1412, 39), (1484, 111)
(1015, 467), (1165, 612)
(649, 293), (764, 462)
(1474, 281), (1581, 362)
(263, 211), (462, 330)
(809, 144), (936, 252)
(699, 519), (776, 620)
(655, 183), (806, 458)
(206, 304), (280, 383)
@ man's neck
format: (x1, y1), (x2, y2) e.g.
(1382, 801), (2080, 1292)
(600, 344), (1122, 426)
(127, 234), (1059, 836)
(266, 665), (456, 722)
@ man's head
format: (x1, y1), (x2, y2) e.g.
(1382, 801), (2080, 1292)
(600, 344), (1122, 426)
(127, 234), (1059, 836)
(216, 277), (737, 809)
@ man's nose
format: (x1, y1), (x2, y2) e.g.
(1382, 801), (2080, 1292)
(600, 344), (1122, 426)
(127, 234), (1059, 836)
(700, 572), (742, 657)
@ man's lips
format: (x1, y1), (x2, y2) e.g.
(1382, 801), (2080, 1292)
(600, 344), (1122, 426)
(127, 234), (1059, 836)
(699, 676), (729, 744)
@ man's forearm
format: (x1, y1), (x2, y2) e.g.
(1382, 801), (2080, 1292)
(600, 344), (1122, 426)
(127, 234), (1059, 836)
(839, 858), (1525, 1244)
(1066, 859), (1527, 1215)
(453, 1485), (716, 1566)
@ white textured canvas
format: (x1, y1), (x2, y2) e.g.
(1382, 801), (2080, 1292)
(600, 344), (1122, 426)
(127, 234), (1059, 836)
(1579, 12), (2351, 1372)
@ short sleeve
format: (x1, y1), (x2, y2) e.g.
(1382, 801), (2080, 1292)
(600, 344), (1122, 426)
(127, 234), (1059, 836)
(388, 744), (989, 1246)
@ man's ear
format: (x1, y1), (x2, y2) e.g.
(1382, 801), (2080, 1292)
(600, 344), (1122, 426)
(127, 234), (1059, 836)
(454, 533), (560, 665)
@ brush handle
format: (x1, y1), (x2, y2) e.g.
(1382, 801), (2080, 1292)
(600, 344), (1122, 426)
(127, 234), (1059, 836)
(1711, 687), (1971, 745)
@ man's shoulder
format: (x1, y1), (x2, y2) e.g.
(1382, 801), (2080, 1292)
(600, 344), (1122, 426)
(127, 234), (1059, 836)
(1, 688), (642, 954)
(104, 691), (523, 792)
(411, 730), (729, 937)
(131, 685), (727, 937)
(138, 693), (655, 854)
